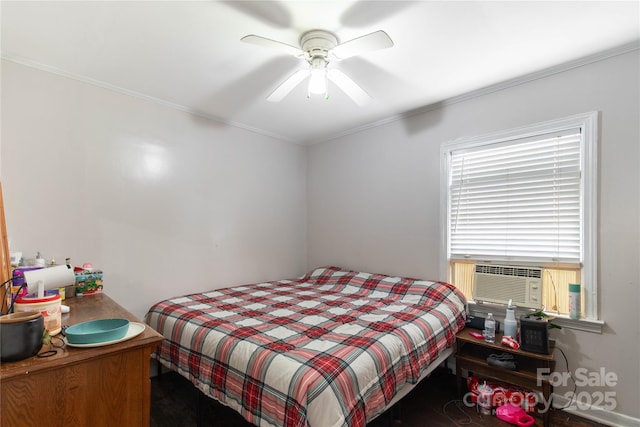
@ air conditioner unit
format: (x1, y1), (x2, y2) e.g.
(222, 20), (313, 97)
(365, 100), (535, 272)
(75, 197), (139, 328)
(473, 264), (543, 309)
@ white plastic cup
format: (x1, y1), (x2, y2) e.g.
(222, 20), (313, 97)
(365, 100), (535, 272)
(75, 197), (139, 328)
(478, 383), (493, 415)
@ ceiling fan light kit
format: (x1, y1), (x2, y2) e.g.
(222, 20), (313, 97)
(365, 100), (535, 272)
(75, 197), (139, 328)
(241, 29), (393, 105)
(308, 60), (328, 97)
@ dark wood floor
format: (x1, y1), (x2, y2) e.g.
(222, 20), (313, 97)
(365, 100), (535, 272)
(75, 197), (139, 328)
(150, 368), (607, 427)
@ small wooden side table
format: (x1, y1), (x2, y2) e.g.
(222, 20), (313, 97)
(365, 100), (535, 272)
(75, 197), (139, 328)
(1, 293), (163, 427)
(455, 328), (556, 427)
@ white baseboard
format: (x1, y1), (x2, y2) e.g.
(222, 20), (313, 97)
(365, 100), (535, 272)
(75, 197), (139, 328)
(552, 393), (640, 427)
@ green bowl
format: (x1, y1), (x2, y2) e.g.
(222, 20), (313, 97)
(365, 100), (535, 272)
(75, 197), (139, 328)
(65, 318), (130, 344)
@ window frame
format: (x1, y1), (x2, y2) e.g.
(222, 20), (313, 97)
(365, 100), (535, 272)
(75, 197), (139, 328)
(440, 112), (601, 330)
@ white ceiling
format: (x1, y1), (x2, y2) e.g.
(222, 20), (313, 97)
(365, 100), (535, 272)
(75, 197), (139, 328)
(2, 1), (639, 144)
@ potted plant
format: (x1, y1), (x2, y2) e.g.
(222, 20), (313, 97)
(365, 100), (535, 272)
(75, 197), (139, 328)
(529, 310), (562, 330)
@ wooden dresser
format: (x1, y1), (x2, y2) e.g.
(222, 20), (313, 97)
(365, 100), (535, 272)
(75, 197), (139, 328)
(0, 294), (163, 427)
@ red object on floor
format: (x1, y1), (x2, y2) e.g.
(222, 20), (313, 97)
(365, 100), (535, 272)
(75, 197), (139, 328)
(496, 404), (535, 426)
(466, 376), (537, 412)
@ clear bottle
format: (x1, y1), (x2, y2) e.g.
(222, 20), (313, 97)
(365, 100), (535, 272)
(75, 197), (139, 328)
(478, 382), (493, 415)
(484, 313), (496, 343)
(35, 251), (46, 267)
(504, 299), (518, 338)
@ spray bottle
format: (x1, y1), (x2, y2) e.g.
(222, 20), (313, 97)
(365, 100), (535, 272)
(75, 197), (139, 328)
(503, 299), (518, 339)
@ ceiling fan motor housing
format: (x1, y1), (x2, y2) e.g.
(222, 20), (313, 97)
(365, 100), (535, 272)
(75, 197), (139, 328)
(300, 30), (338, 62)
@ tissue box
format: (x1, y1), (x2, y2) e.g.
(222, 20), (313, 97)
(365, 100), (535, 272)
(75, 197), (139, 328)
(75, 269), (104, 296)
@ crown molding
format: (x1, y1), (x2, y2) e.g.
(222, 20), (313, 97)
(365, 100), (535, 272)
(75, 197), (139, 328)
(0, 53), (295, 144)
(319, 40), (640, 144)
(3, 40), (638, 146)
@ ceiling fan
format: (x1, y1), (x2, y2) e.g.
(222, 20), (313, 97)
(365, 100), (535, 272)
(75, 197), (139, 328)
(240, 29), (393, 106)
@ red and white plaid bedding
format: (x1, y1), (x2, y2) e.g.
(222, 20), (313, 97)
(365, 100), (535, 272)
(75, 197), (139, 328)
(145, 266), (466, 427)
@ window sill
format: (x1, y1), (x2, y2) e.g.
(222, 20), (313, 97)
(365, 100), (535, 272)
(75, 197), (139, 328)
(467, 301), (604, 334)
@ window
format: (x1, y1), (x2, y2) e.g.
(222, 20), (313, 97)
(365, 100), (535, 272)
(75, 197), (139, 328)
(440, 112), (598, 321)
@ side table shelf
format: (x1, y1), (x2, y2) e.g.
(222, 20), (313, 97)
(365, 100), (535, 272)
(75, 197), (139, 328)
(455, 328), (556, 427)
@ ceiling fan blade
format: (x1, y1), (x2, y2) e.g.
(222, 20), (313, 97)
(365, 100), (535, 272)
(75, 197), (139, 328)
(241, 35), (304, 57)
(222, 1), (291, 29)
(327, 69), (370, 106)
(330, 30), (393, 61)
(340, 2), (415, 28)
(267, 69), (309, 102)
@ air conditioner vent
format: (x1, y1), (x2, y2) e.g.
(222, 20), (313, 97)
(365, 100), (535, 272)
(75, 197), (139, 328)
(473, 264), (543, 309)
(475, 264), (542, 279)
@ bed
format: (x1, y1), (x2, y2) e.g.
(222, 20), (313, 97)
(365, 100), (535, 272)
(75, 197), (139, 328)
(145, 266), (467, 427)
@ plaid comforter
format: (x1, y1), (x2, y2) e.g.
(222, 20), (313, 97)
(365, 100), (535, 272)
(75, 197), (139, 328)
(145, 266), (466, 427)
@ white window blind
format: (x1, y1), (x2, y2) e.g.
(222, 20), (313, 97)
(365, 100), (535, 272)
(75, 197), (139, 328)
(449, 129), (582, 264)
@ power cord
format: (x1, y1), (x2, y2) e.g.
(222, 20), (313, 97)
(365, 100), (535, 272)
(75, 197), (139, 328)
(1, 282), (9, 314)
(442, 399), (487, 427)
(37, 335), (66, 358)
(0, 276), (16, 315)
(0, 274), (26, 315)
(7, 283), (27, 315)
(554, 346), (577, 410)
(544, 269), (559, 313)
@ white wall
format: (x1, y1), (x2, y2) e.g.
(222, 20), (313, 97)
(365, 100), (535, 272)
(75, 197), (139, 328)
(2, 47), (639, 423)
(1, 59), (308, 318)
(308, 50), (640, 422)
